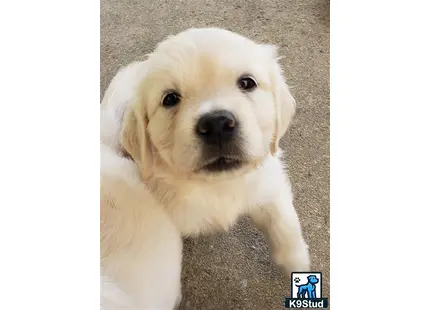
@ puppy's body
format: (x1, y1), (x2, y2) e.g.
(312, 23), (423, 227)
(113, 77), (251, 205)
(148, 151), (291, 236)
(101, 28), (310, 309)
(101, 65), (182, 310)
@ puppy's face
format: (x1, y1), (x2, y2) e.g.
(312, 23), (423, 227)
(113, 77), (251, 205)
(122, 28), (295, 179)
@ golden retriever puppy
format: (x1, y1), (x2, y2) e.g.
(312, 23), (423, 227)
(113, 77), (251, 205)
(101, 27), (310, 309)
(101, 63), (182, 310)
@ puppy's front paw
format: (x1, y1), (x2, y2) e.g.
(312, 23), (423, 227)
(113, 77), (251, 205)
(273, 241), (310, 274)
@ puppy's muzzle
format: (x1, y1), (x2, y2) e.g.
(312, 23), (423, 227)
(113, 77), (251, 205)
(195, 110), (246, 172)
(196, 110), (237, 147)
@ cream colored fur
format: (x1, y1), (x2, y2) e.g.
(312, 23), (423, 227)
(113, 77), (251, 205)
(100, 28), (310, 310)
(101, 64), (182, 310)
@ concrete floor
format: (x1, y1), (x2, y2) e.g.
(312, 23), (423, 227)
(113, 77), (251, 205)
(101, 0), (330, 309)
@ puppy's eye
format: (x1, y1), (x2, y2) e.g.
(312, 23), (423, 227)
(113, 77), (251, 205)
(238, 76), (257, 91)
(162, 91), (181, 107)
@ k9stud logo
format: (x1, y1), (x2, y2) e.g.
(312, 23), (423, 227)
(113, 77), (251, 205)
(284, 272), (329, 308)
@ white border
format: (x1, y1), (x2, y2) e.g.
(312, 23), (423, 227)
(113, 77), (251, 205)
(331, 1), (430, 309)
(0, 1), (99, 309)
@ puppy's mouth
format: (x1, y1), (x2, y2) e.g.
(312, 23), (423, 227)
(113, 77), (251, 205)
(200, 156), (243, 172)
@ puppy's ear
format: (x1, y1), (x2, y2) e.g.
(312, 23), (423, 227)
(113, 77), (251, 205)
(121, 105), (153, 179)
(263, 45), (297, 155)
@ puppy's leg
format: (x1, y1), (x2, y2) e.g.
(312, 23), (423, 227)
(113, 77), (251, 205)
(249, 178), (310, 274)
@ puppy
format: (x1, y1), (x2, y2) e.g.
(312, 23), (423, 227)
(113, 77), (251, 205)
(101, 27), (310, 308)
(101, 63), (182, 310)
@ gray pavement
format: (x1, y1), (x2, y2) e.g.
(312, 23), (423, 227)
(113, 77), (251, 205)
(101, 1), (330, 308)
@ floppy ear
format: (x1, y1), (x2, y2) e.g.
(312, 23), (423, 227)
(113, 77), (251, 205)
(100, 61), (147, 149)
(121, 105), (153, 180)
(264, 45), (297, 155)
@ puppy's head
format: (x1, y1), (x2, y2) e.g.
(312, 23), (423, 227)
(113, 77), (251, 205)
(121, 28), (296, 180)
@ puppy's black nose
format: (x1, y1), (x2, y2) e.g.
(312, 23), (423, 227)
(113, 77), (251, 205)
(196, 110), (237, 146)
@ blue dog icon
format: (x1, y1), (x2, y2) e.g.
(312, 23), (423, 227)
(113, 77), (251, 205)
(296, 275), (319, 299)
